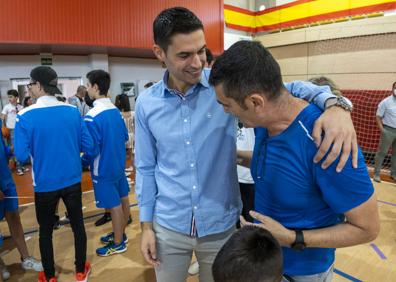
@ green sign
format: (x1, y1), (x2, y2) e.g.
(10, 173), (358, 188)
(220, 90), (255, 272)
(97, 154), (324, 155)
(41, 57), (52, 66)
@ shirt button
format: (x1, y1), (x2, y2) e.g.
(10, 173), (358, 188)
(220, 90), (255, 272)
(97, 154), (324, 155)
(190, 163), (194, 168)
(193, 185), (197, 189)
(186, 141), (191, 145)
(184, 119), (188, 123)
(194, 206), (198, 210)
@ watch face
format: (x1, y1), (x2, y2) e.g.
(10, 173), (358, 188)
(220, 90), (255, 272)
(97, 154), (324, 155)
(292, 242), (306, 251)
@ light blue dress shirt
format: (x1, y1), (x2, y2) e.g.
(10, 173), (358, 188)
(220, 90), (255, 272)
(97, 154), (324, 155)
(134, 68), (334, 237)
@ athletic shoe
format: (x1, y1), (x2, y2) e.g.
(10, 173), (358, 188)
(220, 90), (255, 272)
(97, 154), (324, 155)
(75, 261), (91, 282)
(22, 256), (43, 271)
(94, 212), (111, 226)
(373, 175), (381, 183)
(125, 171), (131, 177)
(38, 271), (57, 282)
(16, 169), (24, 176)
(59, 212), (70, 225)
(96, 241), (127, 257)
(100, 232), (128, 244)
(0, 258), (10, 280)
(125, 167), (134, 172)
(53, 215), (61, 230)
(188, 261), (199, 276)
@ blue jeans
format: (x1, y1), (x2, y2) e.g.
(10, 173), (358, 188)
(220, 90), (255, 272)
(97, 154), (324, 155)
(283, 265), (334, 282)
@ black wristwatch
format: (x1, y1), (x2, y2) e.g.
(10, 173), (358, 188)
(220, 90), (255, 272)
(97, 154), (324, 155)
(325, 96), (353, 112)
(291, 230), (306, 251)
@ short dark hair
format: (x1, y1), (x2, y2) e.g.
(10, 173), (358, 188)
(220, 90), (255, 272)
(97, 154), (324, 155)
(144, 82), (154, 89)
(392, 81), (396, 89)
(23, 96), (31, 107)
(209, 41), (284, 108)
(86, 70), (111, 96)
(153, 7), (204, 52)
(115, 94), (131, 112)
(7, 89), (18, 98)
(206, 48), (214, 65)
(212, 226), (283, 282)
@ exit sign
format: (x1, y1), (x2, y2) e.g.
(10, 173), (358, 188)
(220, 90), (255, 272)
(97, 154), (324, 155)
(41, 57), (52, 66)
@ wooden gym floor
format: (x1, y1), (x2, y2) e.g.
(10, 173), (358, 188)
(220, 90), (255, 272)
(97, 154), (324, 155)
(0, 167), (395, 281)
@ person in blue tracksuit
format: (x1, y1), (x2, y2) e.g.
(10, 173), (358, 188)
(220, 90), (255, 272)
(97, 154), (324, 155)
(0, 120), (43, 280)
(14, 66), (94, 282)
(83, 69), (130, 257)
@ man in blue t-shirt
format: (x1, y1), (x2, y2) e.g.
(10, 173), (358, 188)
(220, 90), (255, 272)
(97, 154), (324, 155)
(209, 41), (379, 281)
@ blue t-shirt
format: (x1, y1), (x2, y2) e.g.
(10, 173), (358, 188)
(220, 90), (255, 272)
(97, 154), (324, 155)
(252, 104), (374, 276)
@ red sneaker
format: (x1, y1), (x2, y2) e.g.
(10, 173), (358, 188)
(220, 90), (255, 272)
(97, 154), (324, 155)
(75, 261), (91, 282)
(38, 271), (57, 282)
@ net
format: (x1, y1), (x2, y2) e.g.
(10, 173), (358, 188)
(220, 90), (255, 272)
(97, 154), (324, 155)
(309, 32), (396, 172)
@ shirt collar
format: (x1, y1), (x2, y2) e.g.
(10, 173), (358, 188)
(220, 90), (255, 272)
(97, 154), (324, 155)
(162, 69), (210, 98)
(93, 97), (111, 107)
(36, 95), (58, 104)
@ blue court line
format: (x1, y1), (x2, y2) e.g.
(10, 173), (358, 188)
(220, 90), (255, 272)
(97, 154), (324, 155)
(3, 203), (138, 240)
(334, 268), (362, 282)
(370, 243), (387, 260)
(377, 199), (396, 208)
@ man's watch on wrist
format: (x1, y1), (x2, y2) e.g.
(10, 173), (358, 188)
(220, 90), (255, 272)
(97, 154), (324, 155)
(325, 96), (353, 112)
(291, 230), (306, 251)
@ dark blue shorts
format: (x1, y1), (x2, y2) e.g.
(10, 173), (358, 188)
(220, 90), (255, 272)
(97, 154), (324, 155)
(93, 176), (129, 209)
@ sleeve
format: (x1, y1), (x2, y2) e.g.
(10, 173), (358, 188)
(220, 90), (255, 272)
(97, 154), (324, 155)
(68, 97), (77, 107)
(122, 117), (129, 143)
(81, 115), (98, 165)
(1, 105), (8, 115)
(313, 148), (374, 214)
(285, 81), (335, 110)
(376, 99), (386, 118)
(14, 114), (31, 162)
(134, 100), (158, 222)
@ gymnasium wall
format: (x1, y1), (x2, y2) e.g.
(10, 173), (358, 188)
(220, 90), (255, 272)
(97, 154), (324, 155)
(0, 0), (224, 56)
(256, 15), (396, 90)
(0, 55), (163, 107)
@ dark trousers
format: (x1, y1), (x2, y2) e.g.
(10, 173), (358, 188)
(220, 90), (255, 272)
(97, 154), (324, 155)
(35, 182), (87, 279)
(239, 182), (255, 226)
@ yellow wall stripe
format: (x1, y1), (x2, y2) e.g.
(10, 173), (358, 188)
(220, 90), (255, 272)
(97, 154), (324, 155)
(225, 0), (396, 32)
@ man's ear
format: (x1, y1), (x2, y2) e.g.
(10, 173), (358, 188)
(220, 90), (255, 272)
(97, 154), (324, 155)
(36, 81), (42, 92)
(93, 83), (100, 93)
(246, 93), (265, 112)
(153, 44), (166, 64)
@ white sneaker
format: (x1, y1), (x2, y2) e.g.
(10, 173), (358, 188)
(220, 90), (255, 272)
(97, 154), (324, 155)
(125, 167), (134, 172)
(188, 261), (199, 276)
(373, 175), (381, 183)
(0, 258), (10, 280)
(125, 171), (131, 177)
(2, 266), (10, 280)
(21, 256), (43, 272)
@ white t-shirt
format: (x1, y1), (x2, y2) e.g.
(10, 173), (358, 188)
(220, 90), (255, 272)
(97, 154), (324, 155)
(1, 103), (23, 129)
(377, 95), (396, 128)
(237, 127), (255, 184)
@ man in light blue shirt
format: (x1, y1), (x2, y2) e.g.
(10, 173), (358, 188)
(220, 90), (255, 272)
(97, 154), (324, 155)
(135, 7), (358, 282)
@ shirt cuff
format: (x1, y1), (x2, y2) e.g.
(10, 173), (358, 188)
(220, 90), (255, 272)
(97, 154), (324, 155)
(316, 93), (336, 110)
(139, 205), (155, 222)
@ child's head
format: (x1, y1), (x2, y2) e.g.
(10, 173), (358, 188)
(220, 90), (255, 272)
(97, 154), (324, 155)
(212, 226), (283, 282)
(7, 89), (18, 104)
